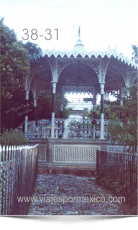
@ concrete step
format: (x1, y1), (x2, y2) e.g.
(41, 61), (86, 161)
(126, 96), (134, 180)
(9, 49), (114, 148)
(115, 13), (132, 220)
(38, 163), (97, 177)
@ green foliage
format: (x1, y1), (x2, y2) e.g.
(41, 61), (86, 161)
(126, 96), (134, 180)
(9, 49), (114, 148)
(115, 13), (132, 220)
(22, 41), (42, 56)
(36, 91), (69, 120)
(0, 129), (29, 146)
(87, 104), (100, 120)
(87, 100), (120, 120)
(1, 88), (35, 130)
(107, 85), (137, 152)
(132, 44), (138, 61)
(88, 85), (137, 152)
(0, 18), (30, 99)
(0, 19), (35, 130)
(1, 24), (45, 130)
(0, 19), (69, 131)
(96, 166), (137, 214)
(62, 98), (70, 118)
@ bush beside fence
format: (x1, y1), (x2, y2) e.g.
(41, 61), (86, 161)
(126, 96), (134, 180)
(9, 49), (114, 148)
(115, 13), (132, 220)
(96, 150), (137, 215)
(0, 144), (38, 215)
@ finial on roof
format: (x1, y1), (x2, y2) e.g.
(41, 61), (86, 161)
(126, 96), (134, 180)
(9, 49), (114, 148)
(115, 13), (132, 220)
(74, 24), (81, 40)
(73, 24), (84, 50)
(78, 25), (81, 40)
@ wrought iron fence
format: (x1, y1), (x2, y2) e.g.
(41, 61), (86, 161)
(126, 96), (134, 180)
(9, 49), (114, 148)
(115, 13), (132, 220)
(27, 119), (50, 139)
(96, 150), (137, 214)
(17, 117), (109, 139)
(64, 117), (93, 139)
(63, 117), (109, 139)
(0, 144), (38, 215)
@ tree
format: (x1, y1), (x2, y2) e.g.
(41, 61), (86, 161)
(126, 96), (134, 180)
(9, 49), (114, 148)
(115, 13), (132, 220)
(132, 44), (138, 62)
(107, 84), (137, 153)
(87, 85), (137, 152)
(36, 91), (69, 120)
(62, 98), (70, 118)
(0, 19), (69, 131)
(1, 18), (31, 131)
(87, 100), (119, 120)
(0, 20), (40, 131)
(0, 18), (30, 99)
(1, 20), (44, 131)
(22, 41), (42, 56)
(1, 88), (35, 130)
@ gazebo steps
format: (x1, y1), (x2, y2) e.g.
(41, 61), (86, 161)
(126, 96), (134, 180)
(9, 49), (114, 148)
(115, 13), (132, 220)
(38, 163), (96, 177)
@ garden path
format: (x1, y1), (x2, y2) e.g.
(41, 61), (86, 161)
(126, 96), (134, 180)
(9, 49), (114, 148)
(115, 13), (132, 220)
(28, 174), (127, 215)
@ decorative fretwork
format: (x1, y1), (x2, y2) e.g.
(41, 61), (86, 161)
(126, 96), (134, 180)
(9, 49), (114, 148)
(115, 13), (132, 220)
(57, 59), (100, 80)
(38, 145), (46, 162)
(54, 145), (100, 163)
(103, 57), (110, 76)
(47, 56), (55, 75)
(64, 86), (93, 94)
(30, 48), (138, 70)
(80, 59), (100, 79)
(57, 59), (75, 78)
(107, 145), (126, 154)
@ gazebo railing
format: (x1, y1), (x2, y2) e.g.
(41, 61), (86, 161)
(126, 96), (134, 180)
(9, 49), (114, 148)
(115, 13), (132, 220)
(24, 118), (109, 139)
(27, 119), (49, 139)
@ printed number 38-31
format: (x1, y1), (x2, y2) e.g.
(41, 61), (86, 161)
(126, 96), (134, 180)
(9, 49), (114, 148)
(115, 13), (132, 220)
(22, 29), (58, 40)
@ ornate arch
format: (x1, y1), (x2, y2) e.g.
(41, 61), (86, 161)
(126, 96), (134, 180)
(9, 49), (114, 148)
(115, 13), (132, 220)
(57, 58), (101, 81)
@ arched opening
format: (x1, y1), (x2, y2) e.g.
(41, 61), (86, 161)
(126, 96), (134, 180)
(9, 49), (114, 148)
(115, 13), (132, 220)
(58, 61), (99, 88)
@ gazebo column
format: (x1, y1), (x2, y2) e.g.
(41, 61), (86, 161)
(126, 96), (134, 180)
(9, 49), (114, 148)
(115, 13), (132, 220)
(100, 83), (105, 139)
(126, 89), (130, 97)
(25, 89), (29, 133)
(120, 86), (123, 118)
(34, 98), (37, 122)
(93, 87), (96, 139)
(60, 104), (63, 118)
(33, 88), (38, 126)
(126, 88), (130, 117)
(125, 74), (130, 117)
(120, 87), (124, 106)
(60, 86), (64, 118)
(51, 82), (57, 138)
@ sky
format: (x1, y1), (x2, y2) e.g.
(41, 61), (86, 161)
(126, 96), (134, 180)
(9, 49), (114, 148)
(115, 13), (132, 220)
(1, 0), (138, 58)
(1, 0), (138, 102)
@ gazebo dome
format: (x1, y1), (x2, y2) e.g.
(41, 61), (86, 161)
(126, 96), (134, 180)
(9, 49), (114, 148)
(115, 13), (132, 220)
(74, 39), (85, 50)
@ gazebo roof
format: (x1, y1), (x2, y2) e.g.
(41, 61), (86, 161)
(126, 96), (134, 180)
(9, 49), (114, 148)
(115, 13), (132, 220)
(30, 41), (138, 70)
(29, 39), (138, 96)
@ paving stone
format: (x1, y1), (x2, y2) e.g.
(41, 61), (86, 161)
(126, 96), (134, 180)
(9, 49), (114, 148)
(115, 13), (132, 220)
(27, 174), (127, 215)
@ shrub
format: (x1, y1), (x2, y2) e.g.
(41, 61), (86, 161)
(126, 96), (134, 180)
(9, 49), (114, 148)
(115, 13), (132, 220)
(0, 128), (29, 146)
